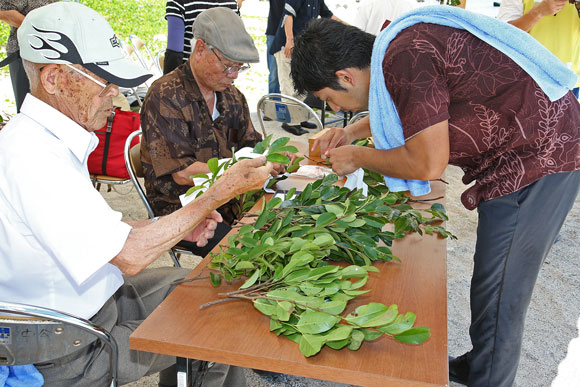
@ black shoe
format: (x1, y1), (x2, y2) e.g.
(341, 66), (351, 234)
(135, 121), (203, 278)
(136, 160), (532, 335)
(281, 123), (308, 136)
(449, 355), (469, 385)
(300, 120), (317, 129)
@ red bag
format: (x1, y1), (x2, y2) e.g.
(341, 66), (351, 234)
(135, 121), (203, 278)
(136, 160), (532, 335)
(88, 109), (140, 179)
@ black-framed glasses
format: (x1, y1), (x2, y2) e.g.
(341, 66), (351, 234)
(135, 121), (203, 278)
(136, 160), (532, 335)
(209, 47), (250, 75)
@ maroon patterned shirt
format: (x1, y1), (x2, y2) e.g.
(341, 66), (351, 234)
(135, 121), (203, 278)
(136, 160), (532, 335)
(383, 23), (580, 210)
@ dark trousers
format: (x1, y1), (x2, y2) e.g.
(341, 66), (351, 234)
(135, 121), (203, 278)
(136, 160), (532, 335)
(464, 170), (580, 386)
(9, 57), (30, 113)
(37, 267), (246, 387)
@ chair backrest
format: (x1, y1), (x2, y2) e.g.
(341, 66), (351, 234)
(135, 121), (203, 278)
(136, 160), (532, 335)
(348, 111), (369, 126)
(0, 301), (118, 387)
(128, 34), (160, 84)
(256, 93), (324, 138)
(123, 130), (184, 266)
(124, 129), (155, 219)
(155, 49), (165, 74)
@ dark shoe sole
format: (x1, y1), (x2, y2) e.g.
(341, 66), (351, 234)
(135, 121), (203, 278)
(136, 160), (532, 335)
(300, 121), (317, 129)
(281, 123), (308, 136)
(449, 355), (469, 385)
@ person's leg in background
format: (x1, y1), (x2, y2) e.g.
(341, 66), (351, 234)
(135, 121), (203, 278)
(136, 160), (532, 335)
(9, 57), (30, 113)
(451, 171), (580, 387)
(266, 35), (280, 94)
(274, 49), (309, 136)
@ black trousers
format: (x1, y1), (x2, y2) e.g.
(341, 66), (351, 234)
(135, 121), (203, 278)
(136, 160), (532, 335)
(464, 170), (580, 386)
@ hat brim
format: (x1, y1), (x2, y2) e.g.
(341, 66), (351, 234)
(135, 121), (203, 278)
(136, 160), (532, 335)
(85, 56), (152, 88)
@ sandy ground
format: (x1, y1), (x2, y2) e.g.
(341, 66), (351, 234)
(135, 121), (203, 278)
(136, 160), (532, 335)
(1, 0), (577, 386)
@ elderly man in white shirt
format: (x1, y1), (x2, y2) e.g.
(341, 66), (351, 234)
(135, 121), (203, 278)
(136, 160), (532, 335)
(0, 3), (273, 386)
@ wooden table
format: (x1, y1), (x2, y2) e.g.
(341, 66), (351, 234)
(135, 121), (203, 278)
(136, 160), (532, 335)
(131, 162), (448, 386)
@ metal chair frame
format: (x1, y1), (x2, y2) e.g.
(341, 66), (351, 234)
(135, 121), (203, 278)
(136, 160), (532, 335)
(123, 130), (193, 267)
(0, 301), (118, 387)
(256, 93), (324, 138)
(348, 110), (369, 126)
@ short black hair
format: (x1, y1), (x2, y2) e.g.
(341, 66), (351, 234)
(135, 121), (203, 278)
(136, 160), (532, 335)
(291, 18), (375, 95)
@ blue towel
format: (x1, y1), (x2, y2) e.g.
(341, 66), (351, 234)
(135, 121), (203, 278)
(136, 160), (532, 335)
(0, 365), (44, 387)
(369, 5), (578, 196)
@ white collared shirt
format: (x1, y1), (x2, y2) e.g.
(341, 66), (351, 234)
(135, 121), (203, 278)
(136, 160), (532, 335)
(0, 95), (131, 319)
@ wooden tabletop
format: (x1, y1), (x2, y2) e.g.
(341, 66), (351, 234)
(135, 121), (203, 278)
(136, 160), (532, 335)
(130, 168), (448, 386)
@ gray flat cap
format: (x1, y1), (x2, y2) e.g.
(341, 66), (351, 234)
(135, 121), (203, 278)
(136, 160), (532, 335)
(193, 7), (259, 64)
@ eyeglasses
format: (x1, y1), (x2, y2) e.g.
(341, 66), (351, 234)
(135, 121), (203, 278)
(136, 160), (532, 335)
(64, 63), (114, 97)
(209, 47), (250, 75)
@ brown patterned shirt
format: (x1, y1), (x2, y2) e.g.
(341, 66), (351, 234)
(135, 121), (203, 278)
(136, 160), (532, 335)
(140, 63), (262, 221)
(383, 23), (580, 210)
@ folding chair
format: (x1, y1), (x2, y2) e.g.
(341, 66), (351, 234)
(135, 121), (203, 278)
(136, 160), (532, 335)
(256, 93), (324, 138)
(124, 129), (194, 267)
(90, 174), (131, 192)
(154, 49), (165, 74)
(0, 301), (118, 387)
(348, 110), (369, 125)
(128, 34), (160, 84)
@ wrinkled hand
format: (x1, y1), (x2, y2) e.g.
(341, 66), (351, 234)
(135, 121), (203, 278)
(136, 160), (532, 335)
(312, 127), (350, 159)
(183, 210), (222, 247)
(326, 145), (360, 176)
(212, 156), (274, 199)
(540, 0), (567, 15)
(271, 152), (298, 176)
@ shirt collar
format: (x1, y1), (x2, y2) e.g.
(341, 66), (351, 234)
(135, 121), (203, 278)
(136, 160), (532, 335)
(20, 95), (98, 164)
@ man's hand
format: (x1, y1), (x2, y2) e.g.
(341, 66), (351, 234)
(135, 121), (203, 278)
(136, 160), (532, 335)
(182, 210), (222, 246)
(284, 39), (294, 58)
(326, 145), (360, 176)
(211, 156), (274, 199)
(312, 127), (352, 159)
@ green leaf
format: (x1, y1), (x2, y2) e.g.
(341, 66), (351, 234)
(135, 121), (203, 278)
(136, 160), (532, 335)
(340, 265), (368, 279)
(275, 301), (294, 321)
(207, 158), (219, 175)
(318, 299), (348, 315)
(296, 310), (340, 334)
(185, 185), (205, 197)
(240, 268), (261, 289)
(347, 329), (365, 351)
(324, 204), (344, 217)
(394, 327), (431, 344)
(266, 153), (291, 164)
(343, 289), (371, 296)
(326, 339), (350, 350)
(345, 303), (398, 328)
(299, 334), (325, 357)
(268, 137), (290, 153)
(253, 134), (272, 154)
(315, 212), (337, 228)
(253, 298), (276, 316)
(323, 325), (353, 341)
(361, 329), (383, 341)
(234, 261), (255, 271)
(379, 312), (417, 335)
(349, 276), (368, 290)
(209, 272), (221, 287)
(270, 318), (283, 331)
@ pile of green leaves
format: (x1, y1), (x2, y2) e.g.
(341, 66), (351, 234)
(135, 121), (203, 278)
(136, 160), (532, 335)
(205, 174), (454, 356)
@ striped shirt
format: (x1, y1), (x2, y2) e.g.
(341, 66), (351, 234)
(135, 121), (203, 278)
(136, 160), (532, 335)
(165, 0), (239, 62)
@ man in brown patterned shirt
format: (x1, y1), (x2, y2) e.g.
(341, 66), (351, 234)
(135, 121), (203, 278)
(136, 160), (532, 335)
(140, 8), (261, 255)
(291, 17), (579, 387)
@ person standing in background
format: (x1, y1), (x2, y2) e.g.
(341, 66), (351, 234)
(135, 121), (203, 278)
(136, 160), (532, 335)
(0, 0), (57, 112)
(266, 0), (283, 94)
(497, 0), (580, 97)
(164, 0), (239, 74)
(353, 0), (420, 34)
